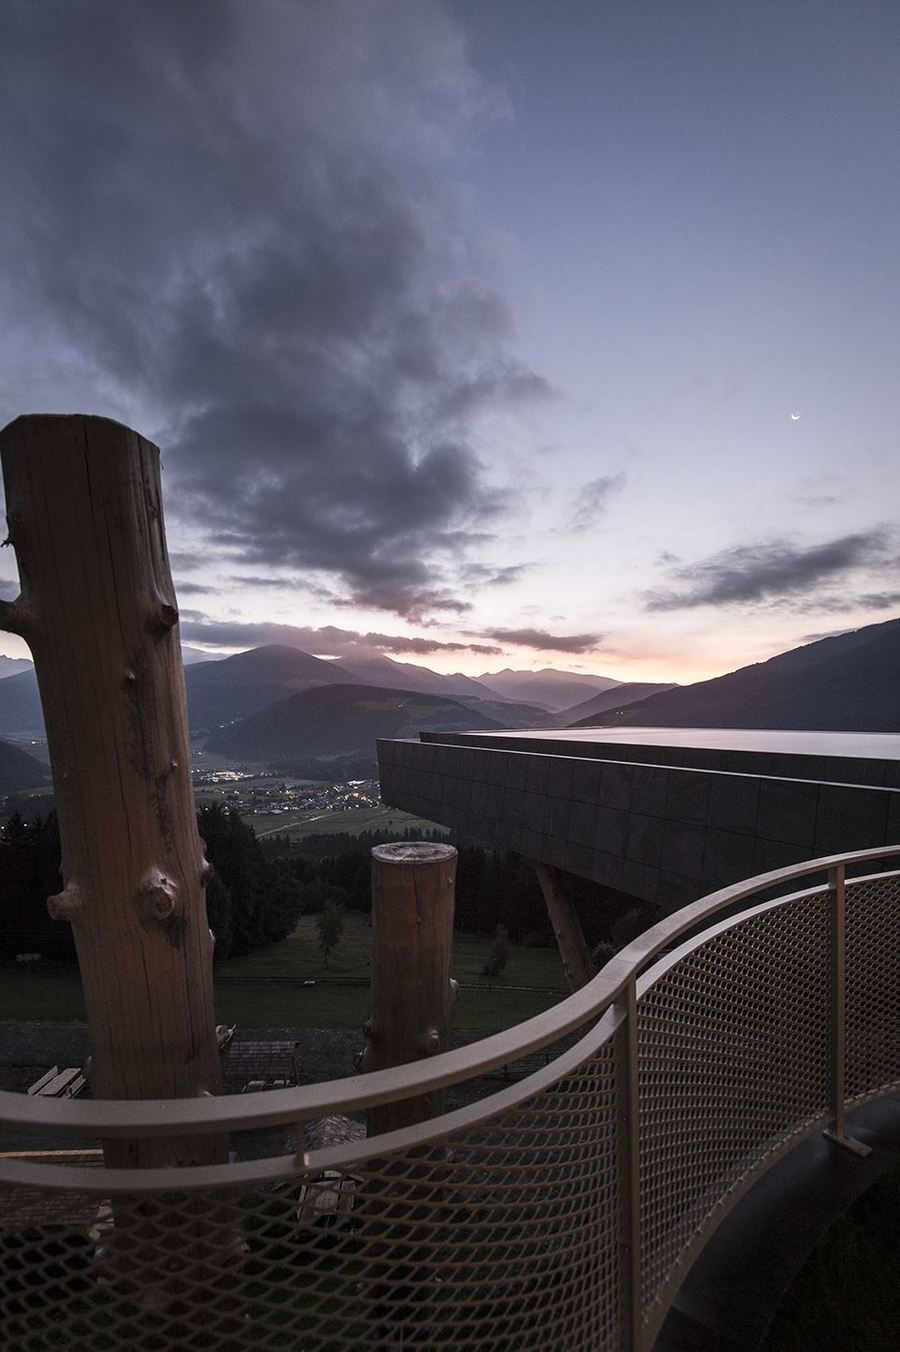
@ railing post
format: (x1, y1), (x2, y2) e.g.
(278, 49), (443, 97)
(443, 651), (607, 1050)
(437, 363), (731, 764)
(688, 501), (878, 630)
(824, 862), (871, 1157)
(617, 975), (643, 1351)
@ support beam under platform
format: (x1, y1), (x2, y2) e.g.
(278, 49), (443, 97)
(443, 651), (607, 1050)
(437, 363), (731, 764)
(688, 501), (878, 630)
(533, 861), (595, 991)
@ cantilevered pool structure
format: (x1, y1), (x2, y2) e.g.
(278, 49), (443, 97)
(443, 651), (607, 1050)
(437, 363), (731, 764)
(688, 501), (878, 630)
(378, 724), (900, 911)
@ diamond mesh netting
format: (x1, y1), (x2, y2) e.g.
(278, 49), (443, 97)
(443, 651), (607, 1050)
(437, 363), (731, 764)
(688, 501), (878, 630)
(0, 1047), (620, 1352)
(845, 875), (900, 1104)
(2, 862), (898, 1352)
(636, 893), (831, 1318)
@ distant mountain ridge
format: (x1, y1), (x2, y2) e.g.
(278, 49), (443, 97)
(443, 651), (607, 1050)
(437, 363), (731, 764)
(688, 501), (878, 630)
(0, 643), (616, 739)
(206, 682), (505, 760)
(455, 695), (559, 730)
(0, 670), (44, 738)
(184, 644), (357, 730)
(591, 617), (900, 732)
(0, 656), (34, 680)
(566, 682), (678, 724)
(335, 652), (500, 702)
(182, 645), (224, 665)
(0, 739), (50, 792)
(478, 667), (621, 710)
(0, 643), (359, 737)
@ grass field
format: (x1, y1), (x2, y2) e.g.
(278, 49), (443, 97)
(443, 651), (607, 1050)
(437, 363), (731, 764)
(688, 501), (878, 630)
(0, 914), (567, 1032)
(252, 804), (448, 840)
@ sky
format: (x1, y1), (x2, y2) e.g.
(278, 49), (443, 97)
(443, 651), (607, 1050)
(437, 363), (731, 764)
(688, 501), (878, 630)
(0, 1), (897, 684)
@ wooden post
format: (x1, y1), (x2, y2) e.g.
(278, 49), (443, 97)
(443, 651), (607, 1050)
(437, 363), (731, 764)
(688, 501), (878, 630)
(360, 843), (458, 1136)
(0, 415), (223, 1171)
(533, 861), (595, 991)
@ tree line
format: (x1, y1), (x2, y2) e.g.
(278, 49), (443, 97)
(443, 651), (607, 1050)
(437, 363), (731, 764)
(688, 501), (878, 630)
(268, 828), (656, 957)
(0, 809), (655, 968)
(0, 803), (302, 963)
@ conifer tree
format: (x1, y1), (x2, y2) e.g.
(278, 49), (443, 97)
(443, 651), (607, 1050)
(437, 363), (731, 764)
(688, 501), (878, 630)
(316, 901), (344, 968)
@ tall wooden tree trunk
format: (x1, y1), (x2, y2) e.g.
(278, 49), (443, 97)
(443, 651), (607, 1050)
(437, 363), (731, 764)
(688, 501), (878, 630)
(0, 415), (223, 1172)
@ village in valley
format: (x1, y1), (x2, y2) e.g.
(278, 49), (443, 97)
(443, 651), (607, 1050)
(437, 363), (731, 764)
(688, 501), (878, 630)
(191, 765), (382, 830)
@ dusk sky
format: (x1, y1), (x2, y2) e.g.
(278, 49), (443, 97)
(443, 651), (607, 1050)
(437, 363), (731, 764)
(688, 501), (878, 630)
(1, 2), (897, 684)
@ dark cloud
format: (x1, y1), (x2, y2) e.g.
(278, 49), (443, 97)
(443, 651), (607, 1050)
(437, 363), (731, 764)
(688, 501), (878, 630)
(459, 562), (531, 587)
(791, 589), (900, 616)
(569, 473), (626, 530)
(168, 552), (208, 573)
(226, 575), (304, 589)
(177, 616), (499, 656)
(0, 2), (542, 622)
(439, 368), (554, 418)
(791, 473), (845, 510)
(644, 529), (894, 611)
(857, 591), (900, 609)
(173, 582), (212, 596)
(800, 629), (852, 643)
(474, 627), (603, 653)
(795, 494), (840, 509)
(362, 632), (502, 656)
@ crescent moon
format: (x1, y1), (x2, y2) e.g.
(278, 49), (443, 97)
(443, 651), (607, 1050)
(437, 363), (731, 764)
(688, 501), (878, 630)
(790, 412), (801, 421)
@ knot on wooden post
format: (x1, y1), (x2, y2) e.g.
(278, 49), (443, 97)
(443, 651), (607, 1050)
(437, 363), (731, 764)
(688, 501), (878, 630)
(146, 599), (179, 635)
(353, 1018), (378, 1074)
(421, 1026), (441, 1055)
(0, 597), (31, 638)
(137, 870), (179, 923)
(47, 882), (82, 923)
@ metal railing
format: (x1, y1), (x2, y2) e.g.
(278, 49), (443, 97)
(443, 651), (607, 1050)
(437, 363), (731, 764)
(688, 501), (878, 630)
(2, 845), (899, 1350)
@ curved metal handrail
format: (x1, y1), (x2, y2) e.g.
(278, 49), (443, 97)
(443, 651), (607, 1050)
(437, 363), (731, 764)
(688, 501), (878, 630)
(0, 842), (897, 1203)
(2, 843), (896, 1147)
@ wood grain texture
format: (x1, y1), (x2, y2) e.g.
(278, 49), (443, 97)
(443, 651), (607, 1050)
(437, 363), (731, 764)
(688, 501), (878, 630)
(0, 414), (222, 1169)
(362, 842), (458, 1135)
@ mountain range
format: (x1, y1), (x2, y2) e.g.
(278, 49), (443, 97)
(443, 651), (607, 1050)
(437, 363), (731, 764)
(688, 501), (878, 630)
(579, 617), (900, 732)
(0, 655), (34, 679)
(567, 682), (678, 725)
(2, 616), (893, 779)
(0, 740), (50, 793)
(205, 682), (505, 760)
(0, 644), (625, 739)
(478, 667), (621, 710)
(332, 652), (501, 703)
(184, 645), (358, 729)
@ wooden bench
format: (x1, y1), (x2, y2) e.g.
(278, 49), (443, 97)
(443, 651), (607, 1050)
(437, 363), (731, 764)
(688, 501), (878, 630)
(297, 1171), (360, 1228)
(27, 1066), (86, 1098)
